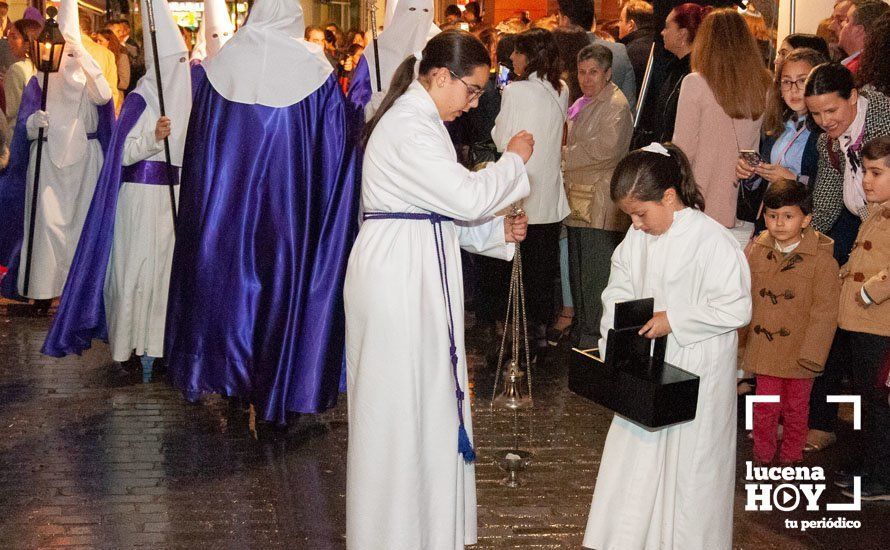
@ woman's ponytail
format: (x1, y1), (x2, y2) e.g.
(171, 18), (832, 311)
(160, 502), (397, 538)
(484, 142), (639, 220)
(362, 54), (418, 148)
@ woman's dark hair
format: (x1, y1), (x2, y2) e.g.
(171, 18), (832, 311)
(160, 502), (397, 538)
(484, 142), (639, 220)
(804, 62), (855, 99)
(862, 135), (890, 165)
(763, 48), (827, 136)
(610, 142), (705, 210)
(783, 33), (830, 60)
(465, 1), (481, 19)
(513, 27), (561, 92)
(496, 33), (516, 69)
(363, 30), (490, 147)
(762, 179), (813, 215)
(671, 3), (712, 45)
(552, 26), (592, 102)
(13, 18), (42, 65)
(557, 0), (594, 30)
(97, 29), (124, 59)
(858, 12), (890, 94)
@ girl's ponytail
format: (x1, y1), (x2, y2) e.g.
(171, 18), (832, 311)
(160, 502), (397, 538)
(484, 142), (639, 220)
(361, 30), (491, 150)
(664, 143), (705, 211)
(362, 55), (418, 148)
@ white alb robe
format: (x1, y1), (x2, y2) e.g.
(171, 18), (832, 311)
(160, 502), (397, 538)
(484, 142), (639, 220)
(583, 208), (751, 550)
(345, 80), (530, 549)
(19, 79), (110, 299)
(104, 107), (177, 361)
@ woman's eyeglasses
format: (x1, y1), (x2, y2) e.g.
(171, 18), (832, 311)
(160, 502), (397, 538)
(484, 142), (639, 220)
(449, 69), (485, 101)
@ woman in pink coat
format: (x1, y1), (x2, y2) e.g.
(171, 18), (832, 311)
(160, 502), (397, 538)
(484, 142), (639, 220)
(672, 8), (771, 247)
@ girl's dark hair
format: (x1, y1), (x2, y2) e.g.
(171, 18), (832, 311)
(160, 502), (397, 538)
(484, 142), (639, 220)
(858, 12), (890, 94)
(763, 48), (827, 136)
(804, 62), (855, 99)
(363, 30), (491, 147)
(513, 27), (562, 92)
(784, 33), (830, 60)
(862, 135), (890, 165)
(610, 142), (705, 210)
(762, 179), (813, 215)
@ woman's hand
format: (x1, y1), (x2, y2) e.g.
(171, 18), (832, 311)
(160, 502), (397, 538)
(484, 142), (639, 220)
(735, 157), (756, 180)
(754, 162), (796, 184)
(639, 311), (672, 339)
(506, 131), (535, 164)
(504, 211), (528, 243)
(154, 116), (172, 142)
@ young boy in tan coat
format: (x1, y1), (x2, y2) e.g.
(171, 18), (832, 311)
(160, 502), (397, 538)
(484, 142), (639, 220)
(834, 136), (890, 502)
(741, 179), (840, 464)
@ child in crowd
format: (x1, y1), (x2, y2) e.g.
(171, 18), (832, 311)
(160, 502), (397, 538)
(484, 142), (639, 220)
(741, 179), (840, 465)
(832, 136), (890, 501)
(583, 142), (751, 550)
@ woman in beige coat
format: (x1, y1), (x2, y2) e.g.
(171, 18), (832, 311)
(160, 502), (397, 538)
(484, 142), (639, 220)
(562, 44), (633, 348)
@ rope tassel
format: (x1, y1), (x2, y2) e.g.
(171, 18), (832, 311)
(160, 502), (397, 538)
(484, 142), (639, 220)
(458, 425), (476, 462)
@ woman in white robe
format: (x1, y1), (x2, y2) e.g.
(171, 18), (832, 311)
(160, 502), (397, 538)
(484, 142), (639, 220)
(583, 143), (751, 550)
(345, 31), (534, 549)
(18, 0), (113, 299)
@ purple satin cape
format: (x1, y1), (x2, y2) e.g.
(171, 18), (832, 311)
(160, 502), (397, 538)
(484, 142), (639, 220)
(41, 93), (149, 356)
(347, 55), (372, 114)
(0, 77), (114, 299)
(165, 66), (360, 423)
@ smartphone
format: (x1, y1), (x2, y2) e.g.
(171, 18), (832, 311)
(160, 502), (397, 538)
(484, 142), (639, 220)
(496, 64), (509, 89)
(740, 150), (764, 167)
(458, 22), (470, 31)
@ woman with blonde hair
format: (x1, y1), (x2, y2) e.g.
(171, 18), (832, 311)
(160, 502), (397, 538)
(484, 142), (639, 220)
(673, 7), (772, 246)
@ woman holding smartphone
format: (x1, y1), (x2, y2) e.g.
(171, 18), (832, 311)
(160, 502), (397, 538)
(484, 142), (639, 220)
(736, 47), (827, 234)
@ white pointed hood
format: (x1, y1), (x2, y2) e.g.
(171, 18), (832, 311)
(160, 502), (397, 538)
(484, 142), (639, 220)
(190, 19), (207, 62)
(365, 0), (439, 92)
(204, 0), (332, 107)
(192, 0), (235, 62)
(134, 0), (192, 166)
(44, 0), (106, 168)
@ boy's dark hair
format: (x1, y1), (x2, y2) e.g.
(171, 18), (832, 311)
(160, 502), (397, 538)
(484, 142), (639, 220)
(557, 0), (595, 30)
(862, 135), (890, 165)
(445, 4), (462, 18)
(763, 179), (813, 215)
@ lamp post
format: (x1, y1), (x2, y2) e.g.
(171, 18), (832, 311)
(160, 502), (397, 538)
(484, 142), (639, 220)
(23, 6), (66, 298)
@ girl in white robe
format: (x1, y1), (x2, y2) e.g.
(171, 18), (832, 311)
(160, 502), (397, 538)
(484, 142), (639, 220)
(345, 31), (534, 549)
(18, 0), (112, 299)
(583, 142), (752, 550)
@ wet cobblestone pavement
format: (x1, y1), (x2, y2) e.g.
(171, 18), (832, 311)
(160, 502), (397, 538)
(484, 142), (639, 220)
(1, 312), (887, 549)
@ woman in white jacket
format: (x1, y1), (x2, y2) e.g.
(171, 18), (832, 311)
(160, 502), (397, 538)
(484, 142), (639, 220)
(345, 30), (533, 549)
(492, 27), (569, 345)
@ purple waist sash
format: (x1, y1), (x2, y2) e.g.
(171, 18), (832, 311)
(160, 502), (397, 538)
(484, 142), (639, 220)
(121, 161), (180, 186)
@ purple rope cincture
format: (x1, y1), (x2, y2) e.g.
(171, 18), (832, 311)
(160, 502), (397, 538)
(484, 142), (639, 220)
(362, 211), (476, 462)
